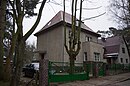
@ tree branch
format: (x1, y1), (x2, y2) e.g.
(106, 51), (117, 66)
(8, 0), (18, 24)
(63, 0), (66, 46)
(82, 12), (106, 21)
(76, 0), (82, 53)
(77, 6), (102, 10)
(110, 9), (125, 21)
(16, 0), (21, 16)
(23, 0), (47, 41)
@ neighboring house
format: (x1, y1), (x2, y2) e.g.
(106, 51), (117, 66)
(34, 11), (106, 63)
(99, 36), (130, 64)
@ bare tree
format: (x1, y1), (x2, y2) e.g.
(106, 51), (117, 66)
(63, 0), (83, 74)
(109, 0), (130, 28)
(63, 0), (106, 74)
(109, 0), (130, 59)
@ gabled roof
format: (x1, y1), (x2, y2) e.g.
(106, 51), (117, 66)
(104, 36), (121, 46)
(105, 45), (120, 54)
(34, 11), (100, 37)
(99, 36), (122, 54)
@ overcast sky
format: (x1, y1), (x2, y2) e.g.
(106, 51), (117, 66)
(23, 0), (117, 44)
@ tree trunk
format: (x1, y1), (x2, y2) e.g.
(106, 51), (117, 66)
(4, 56), (11, 82)
(0, 0), (6, 80)
(4, 15), (16, 82)
(10, 40), (25, 86)
(8, 0), (47, 85)
(69, 56), (75, 74)
(122, 36), (130, 59)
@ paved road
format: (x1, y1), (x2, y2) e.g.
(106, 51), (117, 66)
(113, 79), (130, 86)
(57, 73), (130, 86)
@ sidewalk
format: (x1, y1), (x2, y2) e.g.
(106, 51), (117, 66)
(56, 72), (130, 86)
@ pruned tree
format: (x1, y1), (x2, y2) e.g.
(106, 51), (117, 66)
(63, 0), (106, 74)
(63, 0), (83, 74)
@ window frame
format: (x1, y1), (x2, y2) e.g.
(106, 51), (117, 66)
(85, 36), (92, 42)
(83, 52), (87, 61)
(94, 52), (100, 62)
(126, 59), (128, 63)
(120, 58), (123, 63)
(122, 47), (125, 53)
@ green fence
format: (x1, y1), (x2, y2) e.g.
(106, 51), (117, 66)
(48, 61), (130, 84)
(84, 61), (105, 77)
(48, 62), (89, 83)
(107, 63), (130, 75)
(98, 62), (106, 76)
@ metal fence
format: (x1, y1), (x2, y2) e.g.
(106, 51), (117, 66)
(106, 63), (130, 75)
(48, 62), (89, 83)
(48, 61), (130, 84)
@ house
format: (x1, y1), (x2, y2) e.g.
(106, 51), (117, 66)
(99, 36), (130, 64)
(34, 11), (106, 63)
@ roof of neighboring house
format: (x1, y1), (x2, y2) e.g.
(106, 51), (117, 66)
(34, 11), (100, 37)
(99, 36), (122, 54)
(105, 45), (120, 54)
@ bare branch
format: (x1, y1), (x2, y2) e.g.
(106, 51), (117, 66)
(77, 6), (102, 10)
(8, 0), (18, 24)
(23, 0), (47, 41)
(110, 9), (125, 21)
(121, 0), (129, 26)
(47, 0), (62, 6)
(48, 3), (56, 13)
(63, 0), (67, 47)
(82, 12), (106, 21)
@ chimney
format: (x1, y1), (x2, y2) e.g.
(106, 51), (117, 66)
(101, 37), (106, 42)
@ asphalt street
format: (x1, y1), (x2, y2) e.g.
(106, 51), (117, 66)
(112, 79), (130, 86)
(58, 73), (130, 86)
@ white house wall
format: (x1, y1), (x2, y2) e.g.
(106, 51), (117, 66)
(37, 25), (105, 63)
(37, 26), (64, 62)
(63, 27), (105, 63)
(118, 38), (130, 64)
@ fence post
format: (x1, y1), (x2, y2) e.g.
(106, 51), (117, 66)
(102, 63), (106, 76)
(83, 61), (90, 79)
(93, 62), (98, 78)
(39, 55), (49, 86)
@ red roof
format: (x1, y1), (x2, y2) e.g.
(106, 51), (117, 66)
(34, 11), (100, 36)
(99, 36), (122, 54)
(105, 45), (120, 54)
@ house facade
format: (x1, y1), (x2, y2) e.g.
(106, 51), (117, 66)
(99, 36), (130, 64)
(34, 11), (106, 63)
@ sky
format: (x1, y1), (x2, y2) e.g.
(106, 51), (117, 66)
(23, 0), (117, 44)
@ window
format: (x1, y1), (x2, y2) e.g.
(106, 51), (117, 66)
(126, 59), (128, 63)
(120, 58), (123, 63)
(85, 36), (92, 42)
(122, 48), (125, 53)
(94, 52), (100, 61)
(83, 52), (87, 61)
